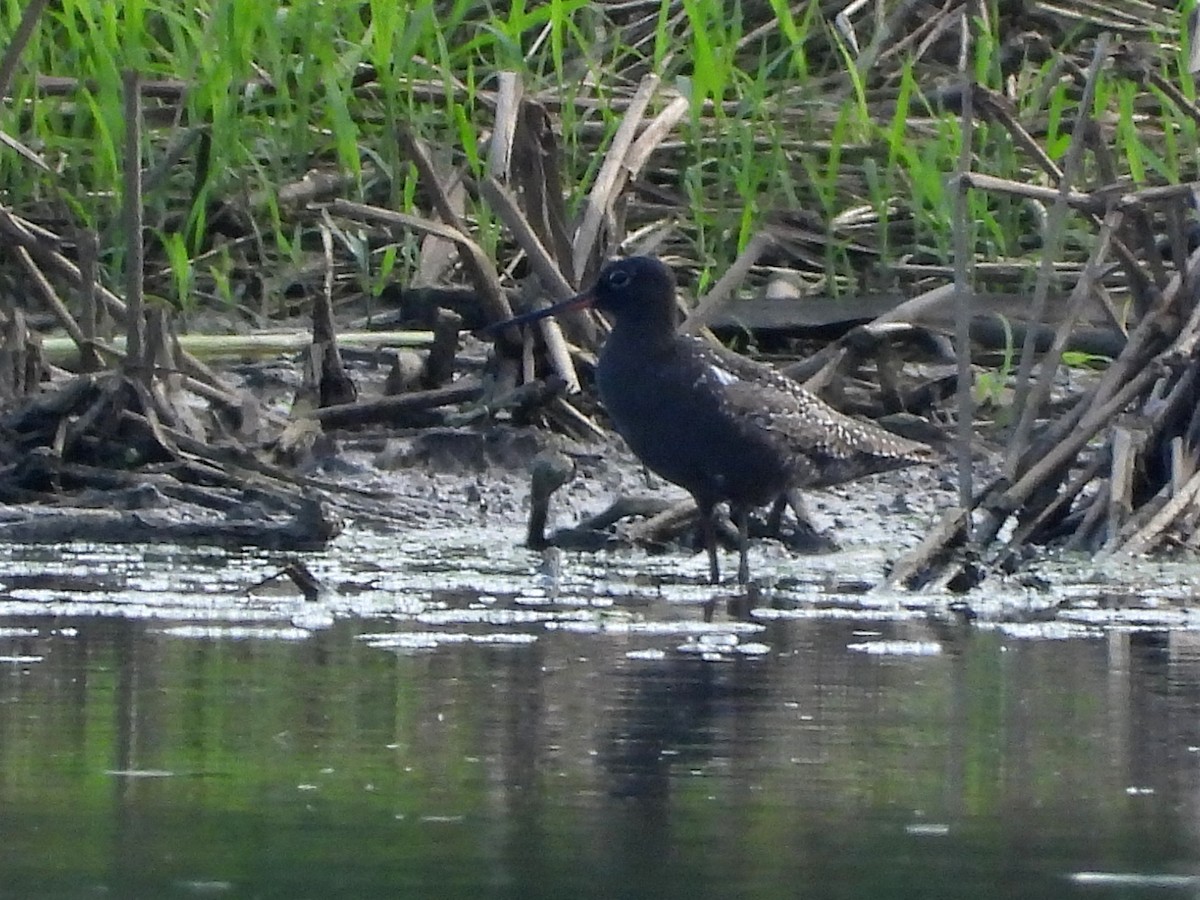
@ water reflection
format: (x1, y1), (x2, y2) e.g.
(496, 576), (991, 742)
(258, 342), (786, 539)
(0, 611), (1198, 899)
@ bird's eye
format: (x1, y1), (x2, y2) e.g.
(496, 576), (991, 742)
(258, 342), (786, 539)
(607, 269), (631, 289)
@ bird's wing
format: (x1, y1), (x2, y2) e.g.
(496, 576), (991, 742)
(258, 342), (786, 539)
(689, 340), (933, 464)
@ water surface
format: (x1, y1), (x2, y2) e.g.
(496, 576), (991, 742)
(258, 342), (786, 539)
(0, 526), (1197, 899)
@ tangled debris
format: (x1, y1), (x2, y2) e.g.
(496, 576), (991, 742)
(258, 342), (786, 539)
(1, 5), (1198, 595)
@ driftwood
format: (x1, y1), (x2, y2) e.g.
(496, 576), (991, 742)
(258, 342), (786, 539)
(707, 294), (1126, 360)
(0, 499), (340, 551)
(314, 379), (484, 429)
(0, 448), (341, 549)
(0, 50), (493, 552)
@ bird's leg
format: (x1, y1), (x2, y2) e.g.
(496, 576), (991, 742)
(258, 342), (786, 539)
(763, 488), (840, 554)
(734, 505), (751, 585)
(697, 499), (720, 584)
(766, 494), (787, 535)
(785, 488), (811, 528)
(786, 489), (840, 552)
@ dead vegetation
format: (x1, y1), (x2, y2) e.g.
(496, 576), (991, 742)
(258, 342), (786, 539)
(0, 2), (1197, 583)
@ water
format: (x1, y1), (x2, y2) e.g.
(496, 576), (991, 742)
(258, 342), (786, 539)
(0, 528), (1199, 899)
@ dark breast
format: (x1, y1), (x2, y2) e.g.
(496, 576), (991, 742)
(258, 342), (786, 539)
(595, 335), (795, 508)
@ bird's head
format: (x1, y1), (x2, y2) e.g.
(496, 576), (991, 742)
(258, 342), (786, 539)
(483, 256), (678, 334)
(586, 257), (676, 323)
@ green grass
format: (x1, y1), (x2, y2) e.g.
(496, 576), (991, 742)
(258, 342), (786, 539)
(0, 0), (1195, 319)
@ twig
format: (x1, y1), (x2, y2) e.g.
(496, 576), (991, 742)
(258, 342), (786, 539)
(482, 177), (574, 298)
(959, 173), (1100, 214)
(1017, 206), (1123, 449)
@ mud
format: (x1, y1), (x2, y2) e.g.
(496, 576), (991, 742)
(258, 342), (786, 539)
(1, 424), (1191, 648)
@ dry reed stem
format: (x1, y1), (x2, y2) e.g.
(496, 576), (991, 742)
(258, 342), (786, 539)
(952, 29), (976, 532)
(122, 69), (147, 381)
(14, 246), (90, 351)
(1120, 468), (1200, 556)
(1005, 35), (1111, 479)
(329, 198), (510, 322)
(572, 74), (658, 283)
(488, 72), (523, 181)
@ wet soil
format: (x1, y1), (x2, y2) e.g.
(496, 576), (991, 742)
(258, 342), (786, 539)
(3, 368), (1197, 900)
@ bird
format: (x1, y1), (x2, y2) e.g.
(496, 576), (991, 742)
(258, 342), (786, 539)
(492, 256), (937, 585)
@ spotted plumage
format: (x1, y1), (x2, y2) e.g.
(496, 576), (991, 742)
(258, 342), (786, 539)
(495, 256), (936, 584)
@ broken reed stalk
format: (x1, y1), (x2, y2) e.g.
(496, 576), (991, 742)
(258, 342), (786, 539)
(77, 229), (101, 372)
(480, 178), (583, 396)
(572, 73), (658, 284)
(15, 245), (89, 349)
(486, 75), (574, 280)
(487, 71), (522, 182)
(313, 219), (356, 408)
(1104, 425), (1138, 553)
(512, 99), (575, 269)
(569, 85), (687, 290)
(395, 127), (513, 324)
(422, 308), (462, 389)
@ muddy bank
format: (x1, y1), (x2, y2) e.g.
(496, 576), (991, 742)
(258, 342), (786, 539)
(366, 421), (957, 544)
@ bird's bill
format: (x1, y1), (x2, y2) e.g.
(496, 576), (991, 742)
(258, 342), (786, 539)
(484, 287), (596, 333)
